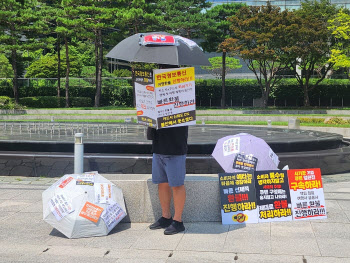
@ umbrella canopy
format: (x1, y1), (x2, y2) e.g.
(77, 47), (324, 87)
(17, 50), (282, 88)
(212, 133), (280, 173)
(42, 172), (127, 239)
(106, 32), (210, 66)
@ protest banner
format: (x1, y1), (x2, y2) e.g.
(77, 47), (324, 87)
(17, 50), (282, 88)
(134, 67), (196, 129)
(287, 168), (327, 220)
(219, 172), (259, 224)
(255, 170), (293, 222)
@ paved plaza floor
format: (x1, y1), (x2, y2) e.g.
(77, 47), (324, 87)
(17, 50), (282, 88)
(0, 173), (350, 262)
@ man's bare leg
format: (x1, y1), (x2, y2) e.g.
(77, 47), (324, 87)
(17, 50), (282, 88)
(158, 182), (172, 219)
(172, 185), (186, 222)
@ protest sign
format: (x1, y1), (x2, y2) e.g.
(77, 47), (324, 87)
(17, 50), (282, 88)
(48, 193), (74, 221)
(287, 168), (327, 220)
(134, 67), (196, 129)
(255, 170), (293, 222)
(95, 183), (113, 204)
(219, 172), (258, 224)
(233, 154), (258, 172)
(101, 202), (127, 232)
(79, 201), (104, 223)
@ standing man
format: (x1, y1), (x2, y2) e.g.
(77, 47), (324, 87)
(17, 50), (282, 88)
(147, 125), (188, 235)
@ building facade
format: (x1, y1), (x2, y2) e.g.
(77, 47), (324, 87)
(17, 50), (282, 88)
(209, 0), (350, 10)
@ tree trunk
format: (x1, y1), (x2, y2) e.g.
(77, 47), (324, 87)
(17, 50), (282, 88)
(57, 35), (61, 98)
(64, 36), (70, 108)
(11, 50), (19, 104)
(94, 29), (103, 108)
(221, 50), (226, 109)
(303, 86), (310, 107)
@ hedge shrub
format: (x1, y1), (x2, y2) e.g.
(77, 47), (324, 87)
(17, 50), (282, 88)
(2, 77), (350, 107)
(19, 96), (92, 108)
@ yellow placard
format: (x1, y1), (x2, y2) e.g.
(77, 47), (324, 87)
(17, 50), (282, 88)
(154, 67), (195, 88)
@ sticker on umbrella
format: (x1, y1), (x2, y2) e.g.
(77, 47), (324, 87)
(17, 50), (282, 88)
(212, 133), (279, 173)
(42, 172), (127, 239)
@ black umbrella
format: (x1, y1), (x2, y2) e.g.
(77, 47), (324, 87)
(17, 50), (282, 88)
(106, 32), (210, 66)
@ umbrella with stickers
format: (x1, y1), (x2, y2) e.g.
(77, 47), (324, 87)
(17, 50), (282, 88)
(212, 133), (280, 173)
(42, 172), (127, 239)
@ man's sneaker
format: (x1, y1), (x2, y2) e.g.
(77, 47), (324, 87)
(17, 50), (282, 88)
(164, 220), (185, 235)
(149, 216), (173, 230)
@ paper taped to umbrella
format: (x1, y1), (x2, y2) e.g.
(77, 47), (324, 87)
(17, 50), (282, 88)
(134, 67), (196, 129)
(42, 172), (127, 239)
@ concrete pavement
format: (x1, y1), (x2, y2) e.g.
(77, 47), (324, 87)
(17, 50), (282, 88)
(0, 173), (350, 262)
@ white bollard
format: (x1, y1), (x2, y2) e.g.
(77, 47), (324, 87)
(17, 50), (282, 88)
(74, 133), (84, 174)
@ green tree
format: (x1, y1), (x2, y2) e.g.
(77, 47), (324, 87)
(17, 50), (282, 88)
(0, 0), (48, 103)
(201, 56), (242, 78)
(201, 3), (245, 108)
(328, 9), (350, 80)
(282, 0), (339, 106)
(0, 54), (14, 78)
(56, 0), (80, 107)
(25, 52), (82, 78)
(157, 0), (211, 38)
(201, 3), (245, 52)
(222, 3), (291, 108)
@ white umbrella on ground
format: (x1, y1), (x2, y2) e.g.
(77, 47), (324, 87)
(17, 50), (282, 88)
(42, 172), (127, 239)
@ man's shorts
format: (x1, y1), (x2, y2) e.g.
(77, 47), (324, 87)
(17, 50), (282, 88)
(152, 153), (186, 187)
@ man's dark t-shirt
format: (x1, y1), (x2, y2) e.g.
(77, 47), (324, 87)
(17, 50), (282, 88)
(147, 126), (188, 155)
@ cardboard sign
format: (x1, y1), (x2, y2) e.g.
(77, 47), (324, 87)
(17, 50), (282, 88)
(233, 154), (258, 172)
(288, 168), (327, 220)
(255, 170), (293, 222)
(79, 202), (104, 223)
(49, 193), (74, 221)
(219, 172), (258, 224)
(134, 67), (196, 129)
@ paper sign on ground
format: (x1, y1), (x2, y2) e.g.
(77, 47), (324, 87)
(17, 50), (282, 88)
(219, 172), (258, 224)
(134, 67), (196, 129)
(95, 183), (113, 204)
(101, 202), (127, 232)
(48, 193), (74, 221)
(255, 170), (293, 222)
(79, 201), (104, 223)
(287, 168), (327, 220)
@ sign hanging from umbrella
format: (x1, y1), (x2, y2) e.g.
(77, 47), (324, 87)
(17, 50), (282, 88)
(106, 32), (210, 66)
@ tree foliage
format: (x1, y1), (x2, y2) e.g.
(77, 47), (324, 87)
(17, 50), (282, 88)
(201, 3), (245, 53)
(222, 3), (291, 107)
(328, 9), (350, 79)
(282, 0), (339, 106)
(157, 0), (211, 38)
(201, 56), (242, 78)
(0, 0), (49, 103)
(0, 54), (14, 78)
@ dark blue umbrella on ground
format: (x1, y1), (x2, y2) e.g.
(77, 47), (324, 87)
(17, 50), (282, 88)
(106, 32), (210, 66)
